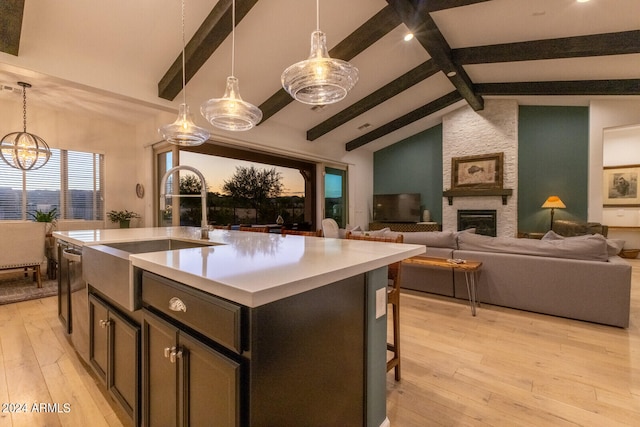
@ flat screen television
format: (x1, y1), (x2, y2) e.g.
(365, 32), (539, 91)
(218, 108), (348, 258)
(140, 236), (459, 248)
(373, 193), (421, 223)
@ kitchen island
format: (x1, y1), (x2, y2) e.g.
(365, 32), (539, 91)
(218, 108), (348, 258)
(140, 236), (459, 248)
(53, 226), (424, 427)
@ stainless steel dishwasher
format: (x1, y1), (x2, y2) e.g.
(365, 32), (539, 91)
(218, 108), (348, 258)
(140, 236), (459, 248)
(58, 241), (89, 363)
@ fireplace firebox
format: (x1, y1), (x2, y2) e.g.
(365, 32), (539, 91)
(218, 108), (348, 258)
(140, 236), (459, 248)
(458, 210), (497, 236)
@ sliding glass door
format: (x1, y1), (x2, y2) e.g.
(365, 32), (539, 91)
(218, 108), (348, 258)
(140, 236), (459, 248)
(324, 167), (347, 228)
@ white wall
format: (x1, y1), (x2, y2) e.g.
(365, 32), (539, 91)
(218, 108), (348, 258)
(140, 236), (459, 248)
(589, 99), (640, 222)
(442, 99), (519, 237)
(600, 122), (640, 248)
(0, 98), (145, 228)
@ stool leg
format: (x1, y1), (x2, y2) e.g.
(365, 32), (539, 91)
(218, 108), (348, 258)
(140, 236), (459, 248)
(386, 300), (401, 381)
(393, 302), (400, 380)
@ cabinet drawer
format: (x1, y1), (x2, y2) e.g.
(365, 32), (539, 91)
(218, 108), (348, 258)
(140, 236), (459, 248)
(141, 271), (242, 354)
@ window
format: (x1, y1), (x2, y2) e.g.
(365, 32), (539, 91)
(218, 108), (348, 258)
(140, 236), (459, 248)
(156, 144), (317, 229)
(325, 167), (347, 228)
(0, 148), (104, 220)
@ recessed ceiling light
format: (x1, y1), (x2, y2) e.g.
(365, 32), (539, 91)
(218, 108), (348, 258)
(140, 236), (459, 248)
(446, 71), (457, 77)
(403, 33), (414, 42)
(577, 0), (590, 3)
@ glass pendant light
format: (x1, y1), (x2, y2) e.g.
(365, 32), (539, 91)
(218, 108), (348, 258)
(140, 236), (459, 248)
(0, 82), (51, 171)
(281, 0), (358, 105)
(159, 0), (210, 146)
(201, 0), (262, 131)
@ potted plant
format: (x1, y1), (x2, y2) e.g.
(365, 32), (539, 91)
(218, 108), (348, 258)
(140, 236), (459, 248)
(28, 207), (59, 236)
(107, 209), (141, 228)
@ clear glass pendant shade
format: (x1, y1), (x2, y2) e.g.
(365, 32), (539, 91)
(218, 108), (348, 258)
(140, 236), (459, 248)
(201, 76), (263, 131)
(158, 103), (210, 146)
(281, 30), (359, 105)
(0, 131), (51, 171)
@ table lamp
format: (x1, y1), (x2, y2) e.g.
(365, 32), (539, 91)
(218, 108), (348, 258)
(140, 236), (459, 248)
(541, 196), (566, 230)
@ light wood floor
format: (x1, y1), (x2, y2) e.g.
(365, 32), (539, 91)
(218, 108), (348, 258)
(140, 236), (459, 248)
(0, 260), (639, 426)
(387, 258), (640, 426)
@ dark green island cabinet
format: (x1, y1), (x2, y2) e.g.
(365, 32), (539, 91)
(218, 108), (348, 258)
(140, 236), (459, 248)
(140, 269), (374, 427)
(88, 293), (140, 423)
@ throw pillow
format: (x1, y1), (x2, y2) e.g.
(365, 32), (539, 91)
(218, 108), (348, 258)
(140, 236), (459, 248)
(543, 230), (623, 256)
(541, 230), (564, 241)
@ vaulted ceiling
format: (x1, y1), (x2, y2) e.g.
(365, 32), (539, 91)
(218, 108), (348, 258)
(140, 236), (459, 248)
(0, 0), (638, 154)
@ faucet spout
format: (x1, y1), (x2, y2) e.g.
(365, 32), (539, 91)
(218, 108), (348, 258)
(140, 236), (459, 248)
(160, 165), (209, 239)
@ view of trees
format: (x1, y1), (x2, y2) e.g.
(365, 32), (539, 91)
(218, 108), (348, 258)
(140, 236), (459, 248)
(175, 165), (305, 227)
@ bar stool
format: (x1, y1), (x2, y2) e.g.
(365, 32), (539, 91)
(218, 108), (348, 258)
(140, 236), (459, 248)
(281, 229), (321, 236)
(238, 226), (269, 233)
(345, 231), (403, 380)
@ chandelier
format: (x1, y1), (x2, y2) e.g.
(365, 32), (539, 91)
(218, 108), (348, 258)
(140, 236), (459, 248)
(0, 82), (51, 171)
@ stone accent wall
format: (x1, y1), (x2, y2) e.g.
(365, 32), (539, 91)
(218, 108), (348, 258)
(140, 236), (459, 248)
(442, 100), (518, 237)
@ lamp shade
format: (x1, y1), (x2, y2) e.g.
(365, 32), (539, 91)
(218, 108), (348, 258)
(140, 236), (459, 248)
(201, 76), (263, 131)
(541, 196), (566, 209)
(281, 30), (358, 105)
(159, 103), (210, 146)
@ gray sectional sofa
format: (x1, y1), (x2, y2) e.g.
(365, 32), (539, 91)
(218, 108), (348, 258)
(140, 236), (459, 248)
(387, 230), (631, 328)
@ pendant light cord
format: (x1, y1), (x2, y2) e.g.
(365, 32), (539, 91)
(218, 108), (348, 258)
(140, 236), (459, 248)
(181, 0), (187, 105)
(22, 86), (27, 132)
(231, 0), (236, 77)
(316, 0), (320, 31)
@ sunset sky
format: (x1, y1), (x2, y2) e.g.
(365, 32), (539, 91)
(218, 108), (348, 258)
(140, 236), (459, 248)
(180, 151), (305, 196)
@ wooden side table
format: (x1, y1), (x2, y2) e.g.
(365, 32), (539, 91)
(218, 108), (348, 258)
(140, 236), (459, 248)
(402, 256), (483, 316)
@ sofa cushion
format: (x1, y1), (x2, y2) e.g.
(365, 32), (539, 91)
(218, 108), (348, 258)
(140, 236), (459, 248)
(457, 231), (609, 262)
(542, 230), (624, 256)
(395, 231), (457, 249)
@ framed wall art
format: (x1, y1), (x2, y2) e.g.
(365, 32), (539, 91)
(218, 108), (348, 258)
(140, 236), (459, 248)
(451, 152), (504, 189)
(603, 165), (640, 207)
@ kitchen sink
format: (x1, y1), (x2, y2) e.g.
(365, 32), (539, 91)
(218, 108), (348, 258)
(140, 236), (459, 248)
(104, 238), (213, 253)
(83, 238), (217, 311)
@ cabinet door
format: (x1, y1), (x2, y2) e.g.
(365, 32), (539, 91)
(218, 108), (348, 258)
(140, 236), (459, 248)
(179, 331), (240, 427)
(109, 308), (140, 423)
(89, 294), (109, 382)
(142, 310), (179, 427)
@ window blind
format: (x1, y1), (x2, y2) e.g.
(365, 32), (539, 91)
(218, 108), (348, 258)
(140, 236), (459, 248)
(0, 148), (104, 220)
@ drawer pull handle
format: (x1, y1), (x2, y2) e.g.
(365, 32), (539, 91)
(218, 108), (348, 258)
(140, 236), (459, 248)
(163, 346), (182, 363)
(170, 348), (183, 363)
(169, 297), (187, 312)
(164, 346), (174, 358)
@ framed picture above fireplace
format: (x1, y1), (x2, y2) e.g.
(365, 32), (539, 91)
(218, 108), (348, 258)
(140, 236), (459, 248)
(452, 152), (504, 189)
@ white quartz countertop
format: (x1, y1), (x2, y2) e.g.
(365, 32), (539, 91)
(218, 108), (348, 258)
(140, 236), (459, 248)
(54, 227), (425, 307)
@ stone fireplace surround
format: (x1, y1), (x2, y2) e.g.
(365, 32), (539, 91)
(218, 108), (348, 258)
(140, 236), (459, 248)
(442, 100), (518, 237)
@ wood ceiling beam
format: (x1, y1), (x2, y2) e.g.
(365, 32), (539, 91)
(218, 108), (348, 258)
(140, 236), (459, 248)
(420, 0), (491, 12)
(387, 0), (484, 111)
(307, 60), (440, 141)
(476, 79), (640, 96)
(345, 91), (462, 151)
(0, 0), (25, 56)
(158, 0), (260, 101)
(258, 5), (402, 124)
(453, 30), (640, 64)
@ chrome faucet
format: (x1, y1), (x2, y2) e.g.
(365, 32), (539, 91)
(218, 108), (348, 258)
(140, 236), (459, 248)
(160, 165), (209, 239)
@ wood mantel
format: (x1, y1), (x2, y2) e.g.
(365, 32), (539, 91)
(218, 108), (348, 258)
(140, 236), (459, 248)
(443, 188), (513, 205)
